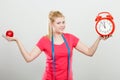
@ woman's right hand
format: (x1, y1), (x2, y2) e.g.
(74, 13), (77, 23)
(2, 35), (17, 42)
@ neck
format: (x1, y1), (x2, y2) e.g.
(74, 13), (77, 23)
(53, 32), (63, 38)
(46, 32), (63, 40)
(53, 34), (62, 38)
(52, 32), (64, 45)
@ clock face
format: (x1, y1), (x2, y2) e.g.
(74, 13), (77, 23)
(96, 19), (114, 36)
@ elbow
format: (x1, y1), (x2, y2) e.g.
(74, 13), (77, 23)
(85, 52), (94, 57)
(25, 58), (32, 63)
(87, 49), (95, 57)
(24, 54), (34, 63)
(88, 54), (94, 57)
(26, 60), (31, 63)
(84, 52), (94, 57)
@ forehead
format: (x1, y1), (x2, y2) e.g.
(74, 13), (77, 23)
(54, 17), (65, 22)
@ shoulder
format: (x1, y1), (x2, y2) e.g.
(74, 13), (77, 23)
(36, 35), (50, 48)
(63, 32), (74, 36)
(63, 33), (79, 47)
(63, 33), (78, 38)
(37, 35), (49, 43)
(39, 35), (49, 40)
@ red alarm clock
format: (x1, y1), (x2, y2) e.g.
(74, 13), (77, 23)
(95, 12), (115, 37)
(6, 30), (14, 37)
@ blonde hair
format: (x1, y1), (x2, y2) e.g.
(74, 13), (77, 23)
(48, 11), (64, 38)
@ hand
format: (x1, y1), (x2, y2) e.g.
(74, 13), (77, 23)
(2, 35), (17, 42)
(99, 35), (112, 40)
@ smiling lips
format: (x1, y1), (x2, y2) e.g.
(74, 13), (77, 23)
(60, 26), (65, 30)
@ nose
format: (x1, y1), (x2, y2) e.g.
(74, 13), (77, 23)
(60, 24), (65, 28)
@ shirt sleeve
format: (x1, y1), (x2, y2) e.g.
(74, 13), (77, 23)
(36, 36), (45, 51)
(70, 34), (79, 47)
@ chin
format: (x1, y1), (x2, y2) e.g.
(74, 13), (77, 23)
(60, 30), (64, 33)
(57, 31), (63, 34)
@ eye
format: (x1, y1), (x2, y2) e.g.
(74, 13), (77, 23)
(62, 21), (65, 24)
(57, 22), (61, 24)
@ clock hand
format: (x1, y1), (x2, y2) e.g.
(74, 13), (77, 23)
(103, 21), (106, 29)
(101, 21), (106, 29)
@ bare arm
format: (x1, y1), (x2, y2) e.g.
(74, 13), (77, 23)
(3, 35), (42, 63)
(75, 36), (110, 57)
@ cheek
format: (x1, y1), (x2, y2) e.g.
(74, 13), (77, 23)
(55, 26), (60, 31)
(53, 25), (59, 31)
(53, 24), (59, 29)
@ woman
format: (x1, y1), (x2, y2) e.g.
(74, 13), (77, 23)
(3, 11), (111, 80)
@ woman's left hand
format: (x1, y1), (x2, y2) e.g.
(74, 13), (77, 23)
(99, 35), (112, 40)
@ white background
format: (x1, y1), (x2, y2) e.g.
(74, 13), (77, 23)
(0, 0), (120, 80)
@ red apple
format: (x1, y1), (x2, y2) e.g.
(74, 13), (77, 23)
(6, 30), (14, 37)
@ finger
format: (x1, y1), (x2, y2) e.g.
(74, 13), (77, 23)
(105, 35), (111, 39)
(2, 35), (9, 41)
(105, 36), (108, 39)
(102, 36), (105, 40)
(105, 35), (109, 39)
(109, 35), (112, 37)
(2, 34), (12, 41)
(103, 36), (107, 40)
(2, 34), (8, 40)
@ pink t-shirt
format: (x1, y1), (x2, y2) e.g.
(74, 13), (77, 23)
(36, 33), (79, 80)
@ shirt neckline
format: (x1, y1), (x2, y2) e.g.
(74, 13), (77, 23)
(45, 33), (66, 46)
